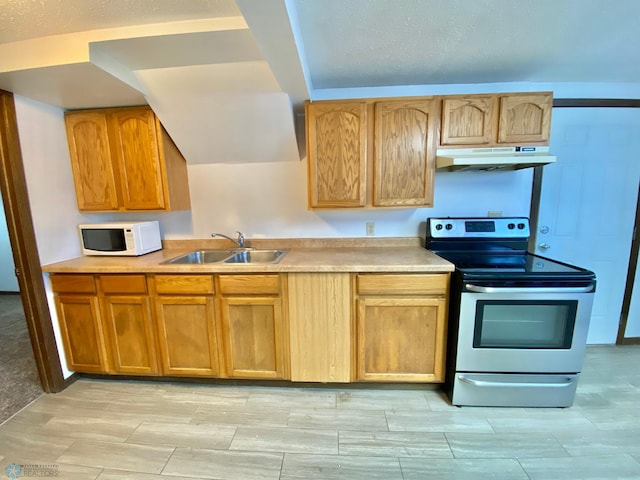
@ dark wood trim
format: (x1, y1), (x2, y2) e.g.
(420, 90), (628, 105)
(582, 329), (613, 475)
(618, 337), (640, 345)
(617, 181), (640, 344)
(553, 99), (640, 108)
(0, 90), (66, 393)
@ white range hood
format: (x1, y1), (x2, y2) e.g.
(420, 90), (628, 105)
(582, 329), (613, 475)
(436, 146), (556, 172)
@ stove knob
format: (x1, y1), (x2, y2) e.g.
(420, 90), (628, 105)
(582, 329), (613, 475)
(445, 223), (453, 230)
(508, 223), (515, 229)
(518, 223), (525, 229)
(435, 224), (443, 231)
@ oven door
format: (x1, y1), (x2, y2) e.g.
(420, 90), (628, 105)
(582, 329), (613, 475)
(456, 283), (595, 373)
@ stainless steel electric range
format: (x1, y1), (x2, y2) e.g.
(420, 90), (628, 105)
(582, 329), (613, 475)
(426, 217), (596, 407)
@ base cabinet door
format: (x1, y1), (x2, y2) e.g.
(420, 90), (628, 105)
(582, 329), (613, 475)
(219, 296), (285, 379)
(99, 274), (158, 375)
(51, 274), (109, 373)
(357, 296), (447, 382)
(55, 293), (109, 373)
(154, 295), (220, 376)
(152, 275), (220, 376)
(101, 294), (158, 375)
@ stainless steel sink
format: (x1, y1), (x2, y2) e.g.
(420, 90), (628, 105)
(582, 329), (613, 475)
(161, 249), (234, 264)
(224, 249), (288, 264)
(162, 248), (288, 265)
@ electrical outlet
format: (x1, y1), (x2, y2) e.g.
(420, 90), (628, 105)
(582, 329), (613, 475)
(366, 222), (375, 236)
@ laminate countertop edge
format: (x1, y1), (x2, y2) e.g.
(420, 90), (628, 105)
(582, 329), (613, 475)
(41, 246), (454, 274)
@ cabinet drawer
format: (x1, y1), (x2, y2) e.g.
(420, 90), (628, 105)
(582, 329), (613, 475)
(100, 275), (147, 294)
(154, 275), (215, 294)
(219, 275), (280, 295)
(357, 274), (449, 295)
(50, 274), (96, 294)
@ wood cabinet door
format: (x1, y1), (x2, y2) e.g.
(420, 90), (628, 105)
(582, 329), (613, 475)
(307, 101), (367, 208)
(440, 96), (497, 146)
(373, 99), (436, 207)
(219, 296), (286, 379)
(356, 296), (447, 382)
(64, 111), (120, 211)
(107, 107), (166, 210)
(55, 294), (109, 373)
(154, 295), (220, 376)
(498, 93), (552, 144)
(101, 294), (158, 375)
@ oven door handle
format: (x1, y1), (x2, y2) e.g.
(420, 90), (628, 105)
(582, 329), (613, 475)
(458, 375), (576, 388)
(465, 284), (594, 294)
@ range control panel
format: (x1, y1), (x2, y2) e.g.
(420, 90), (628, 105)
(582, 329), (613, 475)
(427, 217), (530, 239)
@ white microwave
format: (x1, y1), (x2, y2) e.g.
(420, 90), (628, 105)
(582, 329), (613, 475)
(79, 221), (162, 256)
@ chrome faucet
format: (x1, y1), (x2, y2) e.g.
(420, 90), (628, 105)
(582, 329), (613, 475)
(211, 231), (246, 248)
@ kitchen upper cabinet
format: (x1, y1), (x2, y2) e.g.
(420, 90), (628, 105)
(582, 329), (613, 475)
(497, 93), (552, 144)
(218, 274), (288, 379)
(355, 274), (449, 382)
(64, 106), (190, 212)
(151, 275), (221, 377)
(51, 275), (109, 374)
(306, 101), (367, 208)
(306, 97), (438, 209)
(99, 275), (158, 376)
(439, 92), (552, 147)
(373, 99), (437, 207)
(440, 95), (497, 146)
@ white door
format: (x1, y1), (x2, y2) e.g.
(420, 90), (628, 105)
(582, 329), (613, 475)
(534, 107), (640, 344)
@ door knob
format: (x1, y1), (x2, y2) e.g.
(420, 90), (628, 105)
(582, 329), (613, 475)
(538, 243), (551, 251)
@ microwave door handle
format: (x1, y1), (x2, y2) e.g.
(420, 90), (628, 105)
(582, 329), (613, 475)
(458, 375), (576, 389)
(465, 284), (594, 294)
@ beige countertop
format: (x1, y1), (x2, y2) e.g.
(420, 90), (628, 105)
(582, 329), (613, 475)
(41, 238), (454, 274)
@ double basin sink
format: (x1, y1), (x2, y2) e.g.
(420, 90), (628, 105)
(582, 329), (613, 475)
(162, 248), (288, 265)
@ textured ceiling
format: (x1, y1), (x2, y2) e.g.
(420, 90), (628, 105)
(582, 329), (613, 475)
(293, 0), (640, 88)
(0, 0), (241, 44)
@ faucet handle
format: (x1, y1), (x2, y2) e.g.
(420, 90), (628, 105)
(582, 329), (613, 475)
(236, 231), (245, 248)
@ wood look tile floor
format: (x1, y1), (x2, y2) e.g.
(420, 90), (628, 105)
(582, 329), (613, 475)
(1, 345), (640, 479)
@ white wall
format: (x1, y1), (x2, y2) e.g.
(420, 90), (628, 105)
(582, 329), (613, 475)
(0, 195), (19, 292)
(14, 95), (95, 378)
(118, 159), (534, 239)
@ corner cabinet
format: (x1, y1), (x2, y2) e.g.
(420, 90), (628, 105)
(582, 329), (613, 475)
(355, 274), (449, 382)
(64, 106), (191, 212)
(440, 92), (552, 147)
(306, 97), (438, 209)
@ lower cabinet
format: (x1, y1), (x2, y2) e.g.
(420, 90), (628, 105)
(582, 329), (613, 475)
(151, 275), (221, 377)
(218, 274), (288, 379)
(355, 274), (449, 382)
(51, 273), (158, 375)
(99, 275), (158, 375)
(51, 270), (449, 384)
(51, 275), (109, 373)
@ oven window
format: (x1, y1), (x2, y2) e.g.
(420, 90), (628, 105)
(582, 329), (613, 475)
(474, 300), (577, 349)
